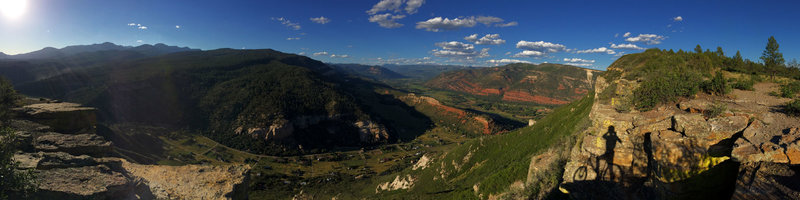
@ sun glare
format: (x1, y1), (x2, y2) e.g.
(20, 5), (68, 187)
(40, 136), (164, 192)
(0, 0), (27, 20)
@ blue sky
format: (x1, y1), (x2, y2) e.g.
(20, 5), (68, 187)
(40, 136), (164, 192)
(0, 0), (798, 69)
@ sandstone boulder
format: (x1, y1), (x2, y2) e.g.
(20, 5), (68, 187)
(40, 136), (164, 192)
(672, 114), (710, 137)
(706, 116), (749, 145)
(678, 99), (711, 113)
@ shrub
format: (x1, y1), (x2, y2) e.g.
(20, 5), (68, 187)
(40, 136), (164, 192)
(731, 77), (755, 91)
(0, 76), (20, 122)
(633, 70), (701, 111)
(704, 103), (727, 119)
(784, 99), (800, 116)
(1, 127), (37, 199)
(702, 72), (731, 95)
(779, 81), (800, 98)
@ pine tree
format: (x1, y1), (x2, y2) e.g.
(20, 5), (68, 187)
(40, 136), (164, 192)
(734, 51), (743, 62)
(694, 45), (703, 54)
(760, 36), (785, 67)
(715, 47), (724, 57)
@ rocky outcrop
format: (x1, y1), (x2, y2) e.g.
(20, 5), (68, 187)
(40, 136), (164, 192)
(123, 161), (251, 200)
(10, 101), (250, 200)
(354, 120), (389, 144)
(560, 75), (800, 199)
(376, 175), (416, 193)
(14, 102), (96, 133)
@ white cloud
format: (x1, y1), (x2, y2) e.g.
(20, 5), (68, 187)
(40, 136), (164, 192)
(464, 34), (479, 42)
(566, 63), (593, 67)
(128, 23), (148, 30)
(405, 0), (425, 14)
(563, 58), (595, 63)
(625, 34), (666, 45)
(415, 15), (514, 32)
(432, 41), (488, 59)
(435, 41), (475, 51)
(369, 13), (406, 28)
(310, 16), (331, 24)
(475, 16), (503, 25)
(272, 17), (301, 30)
(432, 48), (489, 59)
(575, 47), (615, 54)
(487, 59), (532, 64)
(674, 16), (683, 21)
(287, 37), (301, 40)
(471, 34), (505, 45)
(366, 0), (405, 15)
(136, 40), (143, 43)
(610, 43), (645, 50)
(416, 17), (477, 32)
(516, 40), (567, 53)
(495, 21), (518, 27)
(330, 54), (350, 58)
(513, 50), (545, 58)
(313, 52), (329, 56)
(298, 52), (306, 55)
(622, 32), (631, 37)
(175, 25), (181, 29)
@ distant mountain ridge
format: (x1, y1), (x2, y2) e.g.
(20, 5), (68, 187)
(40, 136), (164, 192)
(4, 42), (199, 60)
(331, 63), (407, 80)
(382, 64), (473, 81)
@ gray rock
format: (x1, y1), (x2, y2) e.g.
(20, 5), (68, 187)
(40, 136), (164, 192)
(734, 162), (800, 200)
(34, 165), (140, 200)
(34, 132), (112, 156)
(672, 114), (710, 137)
(15, 103), (96, 134)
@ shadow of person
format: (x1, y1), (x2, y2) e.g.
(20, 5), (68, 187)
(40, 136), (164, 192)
(596, 126), (622, 181)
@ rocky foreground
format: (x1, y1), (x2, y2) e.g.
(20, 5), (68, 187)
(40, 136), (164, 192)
(8, 99), (250, 200)
(560, 75), (800, 199)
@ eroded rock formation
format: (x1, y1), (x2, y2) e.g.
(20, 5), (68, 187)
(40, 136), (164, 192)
(560, 75), (800, 199)
(9, 99), (250, 200)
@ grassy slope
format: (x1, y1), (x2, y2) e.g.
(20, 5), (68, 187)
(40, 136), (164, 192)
(375, 92), (594, 199)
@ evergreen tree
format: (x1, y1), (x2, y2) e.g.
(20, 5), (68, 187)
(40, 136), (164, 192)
(789, 58), (800, 69)
(760, 36), (785, 67)
(715, 47), (724, 57)
(0, 77), (20, 122)
(734, 51), (743, 62)
(694, 45), (703, 54)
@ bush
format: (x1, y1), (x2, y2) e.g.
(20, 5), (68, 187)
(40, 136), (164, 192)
(704, 103), (727, 119)
(0, 76), (20, 122)
(702, 72), (731, 95)
(731, 77), (755, 91)
(633, 70), (701, 111)
(1, 127), (37, 199)
(785, 99), (800, 116)
(780, 81), (800, 98)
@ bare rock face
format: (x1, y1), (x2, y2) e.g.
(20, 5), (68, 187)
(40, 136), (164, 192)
(15, 102), (96, 133)
(33, 132), (112, 157)
(122, 161), (251, 200)
(34, 165), (141, 200)
(672, 114), (710, 137)
(355, 120), (389, 144)
(733, 162), (800, 200)
(10, 101), (251, 200)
